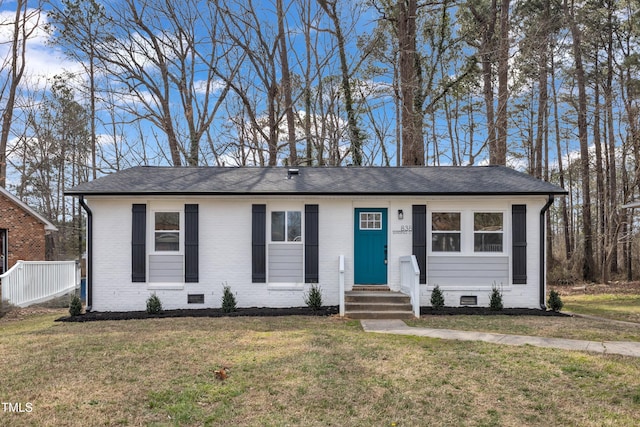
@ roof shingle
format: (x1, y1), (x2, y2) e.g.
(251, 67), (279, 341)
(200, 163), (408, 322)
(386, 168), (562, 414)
(66, 166), (567, 196)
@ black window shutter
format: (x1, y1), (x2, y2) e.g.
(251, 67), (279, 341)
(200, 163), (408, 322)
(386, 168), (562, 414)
(412, 205), (427, 284)
(132, 204), (146, 282)
(512, 204), (527, 284)
(185, 204), (199, 283)
(252, 204), (266, 283)
(305, 204), (319, 283)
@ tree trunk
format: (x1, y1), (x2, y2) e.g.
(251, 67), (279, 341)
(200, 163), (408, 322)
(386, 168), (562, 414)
(494, 0), (509, 166)
(551, 51), (572, 260)
(397, 0), (424, 165)
(277, 0), (297, 166)
(564, 0), (595, 281)
(0, 0), (32, 187)
(317, 0), (363, 165)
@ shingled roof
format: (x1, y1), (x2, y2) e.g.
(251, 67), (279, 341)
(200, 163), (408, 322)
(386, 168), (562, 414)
(66, 166), (566, 196)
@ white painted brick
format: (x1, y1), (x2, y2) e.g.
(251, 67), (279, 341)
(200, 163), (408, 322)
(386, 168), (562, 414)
(86, 195), (549, 311)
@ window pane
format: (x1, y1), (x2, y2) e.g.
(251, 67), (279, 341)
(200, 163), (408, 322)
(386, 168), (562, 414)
(155, 232), (179, 251)
(154, 212), (180, 252)
(432, 232), (461, 252)
(155, 212), (179, 230)
(360, 212), (382, 230)
(271, 211), (285, 241)
(474, 213), (503, 231)
(432, 213), (460, 231)
(474, 233), (503, 252)
(287, 211), (302, 241)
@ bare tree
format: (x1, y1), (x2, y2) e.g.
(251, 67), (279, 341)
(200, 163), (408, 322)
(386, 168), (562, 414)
(277, 0), (298, 165)
(564, 0), (595, 281)
(77, 0), (233, 167)
(317, 0), (364, 165)
(0, 0), (41, 187)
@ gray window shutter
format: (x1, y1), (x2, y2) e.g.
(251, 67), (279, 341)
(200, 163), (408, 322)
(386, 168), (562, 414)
(185, 204), (199, 283)
(252, 204), (266, 283)
(305, 204), (319, 283)
(132, 204), (146, 282)
(512, 204), (527, 284)
(412, 205), (427, 284)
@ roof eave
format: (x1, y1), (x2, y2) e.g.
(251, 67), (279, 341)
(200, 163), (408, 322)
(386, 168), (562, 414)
(66, 190), (568, 197)
(1, 186), (58, 231)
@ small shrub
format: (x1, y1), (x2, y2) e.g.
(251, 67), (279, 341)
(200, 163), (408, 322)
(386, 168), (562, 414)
(69, 294), (83, 316)
(304, 284), (323, 310)
(146, 293), (163, 314)
(489, 283), (503, 311)
(221, 285), (237, 313)
(547, 290), (564, 312)
(430, 285), (445, 310)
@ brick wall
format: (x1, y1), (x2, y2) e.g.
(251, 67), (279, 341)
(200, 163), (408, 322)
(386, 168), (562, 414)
(0, 193), (48, 269)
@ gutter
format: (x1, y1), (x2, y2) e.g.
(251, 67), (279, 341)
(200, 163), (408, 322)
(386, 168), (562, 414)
(539, 195), (555, 309)
(78, 195), (93, 312)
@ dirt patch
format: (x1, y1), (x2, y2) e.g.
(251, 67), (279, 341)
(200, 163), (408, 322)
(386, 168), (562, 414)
(57, 306), (340, 322)
(550, 281), (640, 296)
(1, 306), (65, 322)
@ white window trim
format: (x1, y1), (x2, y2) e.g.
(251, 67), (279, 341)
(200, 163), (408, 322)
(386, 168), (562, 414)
(430, 211), (462, 254)
(267, 207), (304, 287)
(270, 210), (304, 244)
(473, 211), (505, 254)
(147, 206), (185, 289)
(359, 211), (383, 231)
(429, 209), (508, 256)
(150, 209), (184, 255)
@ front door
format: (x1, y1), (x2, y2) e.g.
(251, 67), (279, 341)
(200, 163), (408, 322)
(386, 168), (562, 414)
(354, 208), (387, 284)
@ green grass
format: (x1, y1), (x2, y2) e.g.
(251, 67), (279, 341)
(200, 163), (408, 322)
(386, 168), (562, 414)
(562, 293), (640, 324)
(407, 314), (640, 342)
(1, 311), (640, 426)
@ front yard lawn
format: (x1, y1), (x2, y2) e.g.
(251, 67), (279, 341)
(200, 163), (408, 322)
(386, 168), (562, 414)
(562, 293), (640, 324)
(1, 310), (640, 426)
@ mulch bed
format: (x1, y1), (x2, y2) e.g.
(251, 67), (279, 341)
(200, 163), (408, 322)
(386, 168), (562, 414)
(57, 306), (340, 322)
(420, 307), (569, 317)
(56, 305), (567, 322)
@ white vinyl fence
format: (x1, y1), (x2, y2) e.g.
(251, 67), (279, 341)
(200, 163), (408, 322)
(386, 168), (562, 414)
(0, 261), (79, 308)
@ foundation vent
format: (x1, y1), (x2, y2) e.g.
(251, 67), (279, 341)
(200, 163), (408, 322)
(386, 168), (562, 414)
(460, 296), (478, 306)
(188, 294), (205, 304)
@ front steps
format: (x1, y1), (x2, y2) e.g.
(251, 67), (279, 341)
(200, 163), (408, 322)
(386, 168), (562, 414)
(345, 286), (415, 319)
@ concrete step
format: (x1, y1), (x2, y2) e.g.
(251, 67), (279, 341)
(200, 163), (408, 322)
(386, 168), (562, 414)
(344, 290), (414, 319)
(345, 291), (411, 304)
(346, 310), (415, 320)
(352, 285), (390, 292)
(346, 302), (413, 312)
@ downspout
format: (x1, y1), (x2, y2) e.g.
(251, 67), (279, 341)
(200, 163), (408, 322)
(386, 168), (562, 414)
(79, 195), (93, 312)
(539, 195), (554, 309)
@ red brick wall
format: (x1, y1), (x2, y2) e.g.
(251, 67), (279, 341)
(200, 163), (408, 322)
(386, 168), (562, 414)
(0, 193), (48, 269)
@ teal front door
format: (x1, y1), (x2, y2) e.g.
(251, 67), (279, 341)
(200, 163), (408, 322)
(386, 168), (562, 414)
(354, 208), (388, 284)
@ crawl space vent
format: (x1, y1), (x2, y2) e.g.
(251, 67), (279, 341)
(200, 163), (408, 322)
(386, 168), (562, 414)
(188, 294), (205, 304)
(460, 296), (478, 306)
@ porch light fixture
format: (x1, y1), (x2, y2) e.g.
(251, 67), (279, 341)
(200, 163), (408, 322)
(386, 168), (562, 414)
(398, 209), (404, 220)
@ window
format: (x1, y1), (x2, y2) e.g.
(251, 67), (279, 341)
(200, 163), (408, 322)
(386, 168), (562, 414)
(154, 212), (180, 251)
(474, 212), (503, 252)
(432, 212), (461, 252)
(271, 211), (302, 242)
(360, 212), (382, 230)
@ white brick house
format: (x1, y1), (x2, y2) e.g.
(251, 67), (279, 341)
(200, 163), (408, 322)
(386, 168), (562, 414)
(66, 166), (566, 313)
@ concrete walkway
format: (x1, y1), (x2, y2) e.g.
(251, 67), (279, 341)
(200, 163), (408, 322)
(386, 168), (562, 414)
(360, 319), (640, 357)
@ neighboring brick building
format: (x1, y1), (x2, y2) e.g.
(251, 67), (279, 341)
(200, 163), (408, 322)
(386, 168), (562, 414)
(0, 187), (57, 274)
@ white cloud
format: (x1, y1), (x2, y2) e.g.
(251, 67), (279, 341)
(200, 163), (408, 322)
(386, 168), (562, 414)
(0, 7), (83, 91)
